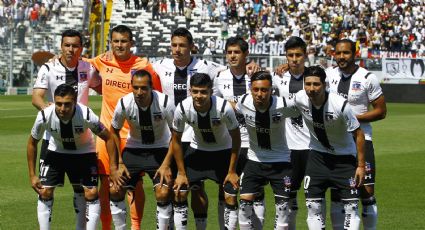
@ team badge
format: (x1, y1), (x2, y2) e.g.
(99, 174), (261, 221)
(365, 162), (372, 173)
(272, 113), (282, 123)
(153, 112), (163, 121)
(74, 126), (84, 134)
(348, 177), (356, 188)
(386, 62), (399, 76)
(90, 166), (98, 175)
(351, 81), (361, 91)
(283, 176), (292, 192)
(79, 72), (88, 82)
(211, 117), (221, 126)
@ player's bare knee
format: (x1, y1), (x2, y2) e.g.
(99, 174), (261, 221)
(223, 182), (238, 206)
(240, 193), (255, 202)
(360, 185), (375, 198)
(39, 187), (54, 200)
(155, 186), (171, 202)
(173, 191), (188, 203)
(109, 186), (126, 200)
(84, 187), (98, 200)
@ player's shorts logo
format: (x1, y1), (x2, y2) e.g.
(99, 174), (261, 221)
(79, 72), (88, 82)
(284, 176), (291, 192)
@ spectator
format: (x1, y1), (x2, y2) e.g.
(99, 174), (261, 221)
(178, 0), (184, 16)
(184, 4), (193, 29)
(17, 22), (27, 49)
(152, 0), (160, 20)
(170, 0), (176, 15)
(160, 0), (167, 14)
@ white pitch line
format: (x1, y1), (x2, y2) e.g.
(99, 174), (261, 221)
(0, 115), (36, 119)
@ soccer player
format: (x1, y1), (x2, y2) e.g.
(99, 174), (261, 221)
(293, 66), (366, 230)
(86, 25), (161, 230)
(326, 39), (386, 230)
(31, 29), (101, 229)
(170, 73), (241, 230)
(213, 36), (266, 229)
(235, 71), (299, 230)
(27, 84), (115, 230)
(108, 70), (175, 230)
(272, 36), (311, 229)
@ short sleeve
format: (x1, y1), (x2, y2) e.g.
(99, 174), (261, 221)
(172, 102), (186, 133)
(366, 74), (383, 102)
(111, 99), (125, 130)
(33, 65), (49, 89)
(164, 97), (176, 128)
(86, 108), (106, 135)
(31, 111), (47, 140)
(342, 103), (360, 132)
(281, 96), (301, 118)
(222, 101), (239, 130)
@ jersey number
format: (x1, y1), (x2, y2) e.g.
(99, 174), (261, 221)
(303, 176), (311, 190)
(40, 164), (50, 177)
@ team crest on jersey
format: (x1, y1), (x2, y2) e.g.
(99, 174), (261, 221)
(211, 117), (221, 126)
(351, 81), (361, 91)
(365, 162), (372, 173)
(348, 177), (356, 188)
(79, 72), (88, 81)
(90, 166), (97, 175)
(325, 112), (334, 121)
(283, 176), (292, 192)
(153, 112), (163, 121)
(74, 126), (84, 134)
(272, 113), (282, 123)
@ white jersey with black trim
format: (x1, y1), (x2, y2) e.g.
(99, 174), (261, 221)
(272, 71), (310, 150)
(111, 90), (175, 149)
(213, 68), (251, 148)
(294, 90), (360, 156)
(153, 57), (226, 142)
(326, 66), (383, 141)
(33, 59), (101, 105)
(173, 96), (239, 151)
(235, 94), (299, 163)
(31, 103), (105, 154)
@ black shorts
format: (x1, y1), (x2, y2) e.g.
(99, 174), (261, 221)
(184, 147), (231, 184)
(290, 149), (310, 191)
(304, 150), (359, 200)
(40, 151), (98, 187)
(240, 160), (292, 198)
(39, 139), (49, 170)
(122, 147), (168, 189)
(364, 141), (375, 185)
(236, 147), (249, 175)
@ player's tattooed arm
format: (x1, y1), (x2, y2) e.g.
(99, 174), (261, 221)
(353, 127), (366, 187)
(224, 128), (241, 190)
(105, 126), (130, 187)
(27, 136), (42, 194)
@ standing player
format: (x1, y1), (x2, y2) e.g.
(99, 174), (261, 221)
(86, 25), (162, 230)
(213, 36), (266, 229)
(326, 39), (386, 230)
(108, 70), (175, 230)
(272, 36), (311, 229)
(31, 29), (101, 229)
(170, 73), (241, 230)
(235, 71), (299, 230)
(27, 84), (115, 230)
(293, 66), (366, 230)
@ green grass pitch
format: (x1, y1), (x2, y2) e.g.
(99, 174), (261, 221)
(0, 95), (424, 229)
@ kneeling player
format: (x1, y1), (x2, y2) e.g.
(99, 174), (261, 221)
(235, 71), (299, 230)
(108, 70), (175, 230)
(27, 84), (115, 230)
(170, 73), (241, 230)
(293, 66), (366, 230)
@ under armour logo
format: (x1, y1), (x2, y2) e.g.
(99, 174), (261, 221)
(106, 68), (114, 73)
(281, 80), (287, 85)
(130, 116), (137, 121)
(165, 72), (172, 77)
(245, 114), (253, 120)
(56, 76), (64, 81)
(223, 84), (230, 89)
(332, 79), (338, 84)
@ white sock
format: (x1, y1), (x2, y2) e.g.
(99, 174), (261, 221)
(343, 201), (360, 230)
(306, 199), (325, 230)
(238, 199), (253, 230)
(224, 204), (238, 230)
(73, 192), (86, 230)
(288, 197), (298, 230)
(157, 201), (172, 230)
(253, 198), (265, 229)
(275, 198), (289, 230)
(37, 197), (53, 230)
(110, 200), (127, 230)
(331, 201), (345, 230)
(173, 201), (188, 230)
(218, 199), (225, 230)
(86, 198), (100, 230)
(169, 209), (175, 230)
(194, 213), (207, 230)
(362, 197), (377, 230)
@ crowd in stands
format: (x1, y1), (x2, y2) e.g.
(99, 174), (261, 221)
(0, 0), (65, 49)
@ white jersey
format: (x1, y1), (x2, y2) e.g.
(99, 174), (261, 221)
(326, 66), (383, 141)
(213, 69), (251, 148)
(273, 71), (310, 150)
(33, 59), (101, 105)
(111, 91), (175, 149)
(173, 96), (239, 151)
(235, 94), (299, 163)
(294, 91), (360, 156)
(31, 103), (105, 154)
(153, 57), (226, 142)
